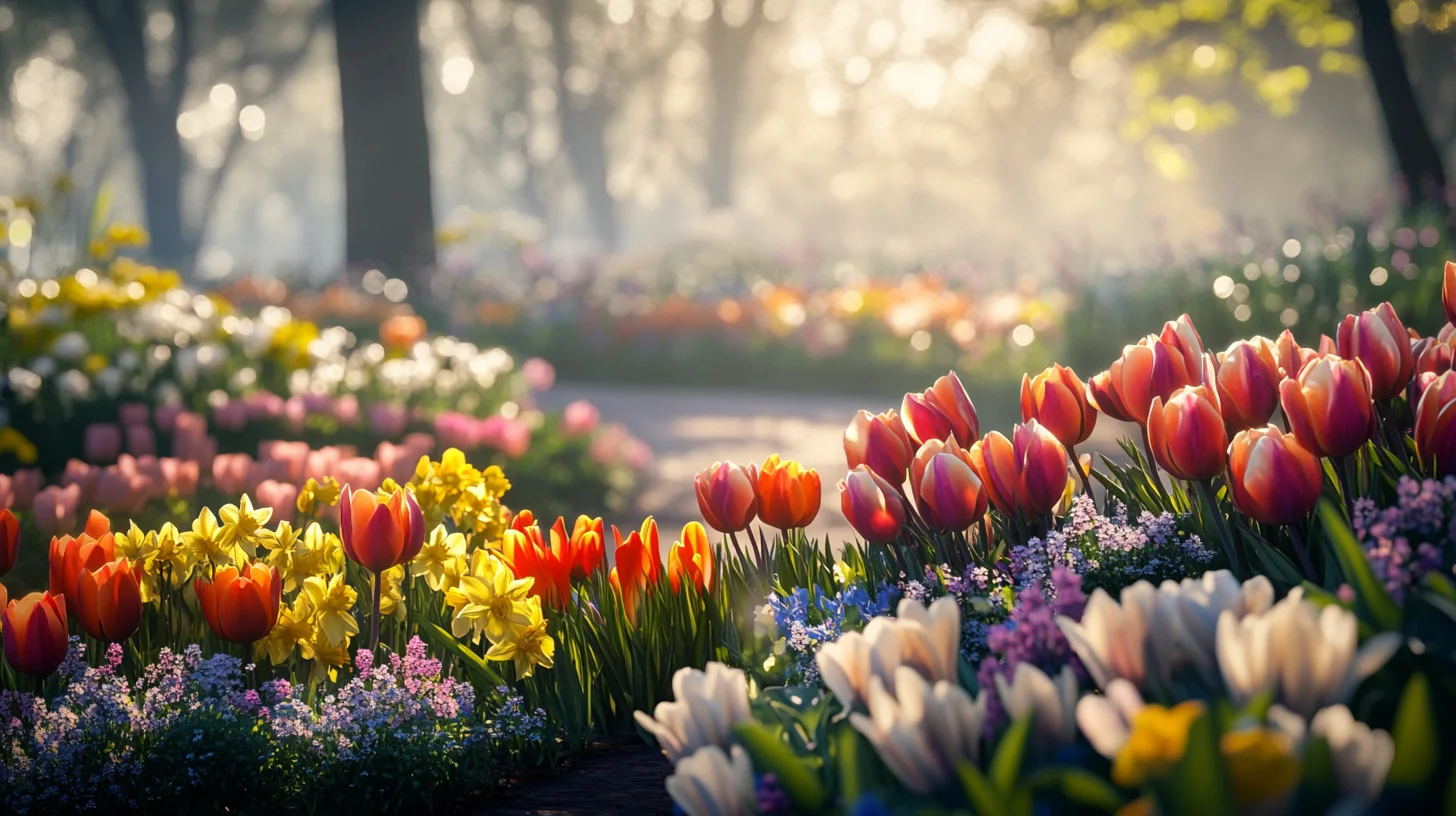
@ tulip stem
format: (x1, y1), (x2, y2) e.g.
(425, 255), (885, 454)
(1067, 444), (1095, 501)
(370, 569), (383, 653)
(1195, 480), (1243, 577)
(1140, 428), (1171, 506)
(1287, 524), (1317, 581)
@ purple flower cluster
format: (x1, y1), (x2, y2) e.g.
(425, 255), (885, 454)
(976, 567), (1088, 733)
(1353, 476), (1456, 603)
(485, 685), (548, 744)
(765, 583), (899, 685)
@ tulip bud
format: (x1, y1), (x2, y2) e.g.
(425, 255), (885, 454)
(756, 455), (822, 530)
(694, 461), (759, 534)
(1227, 426), (1324, 526)
(568, 515), (606, 579)
(1414, 370), (1456, 476)
(844, 410), (914, 485)
(1215, 339), (1282, 432)
(1337, 302), (1413, 401)
(922, 372), (981, 445)
(1160, 314), (1206, 375)
(2, 591), (69, 677)
(1086, 369), (1137, 423)
(0, 509), (18, 576)
(76, 558), (143, 642)
(48, 525), (117, 613)
(1279, 356), (1376, 459)
(1272, 330), (1326, 381)
(195, 563), (282, 644)
(667, 521), (714, 593)
(339, 484), (426, 573)
(969, 421), (1069, 519)
(839, 465), (907, 542)
(901, 392), (955, 449)
(1021, 364), (1097, 447)
(1147, 385), (1228, 481)
(1444, 260), (1455, 326)
(1090, 324), (1204, 427)
(913, 436), (989, 531)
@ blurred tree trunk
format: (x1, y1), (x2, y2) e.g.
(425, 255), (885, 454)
(543, 0), (618, 250)
(332, 0), (437, 285)
(1353, 0), (1448, 211)
(702, 0), (765, 210)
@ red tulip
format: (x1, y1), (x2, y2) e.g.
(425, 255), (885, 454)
(1338, 302), (1413, 401)
(838, 465), (907, 542)
(0, 583), (6, 612)
(969, 421), (1070, 519)
(0, 509), (18, 576)
(667, 521), (714, 593)
(510, 509), (536, 533)
(844, 410), (915, 485)
(3, 591), (68, 677)
(1280, 356), (1376, 459)
(609, 519), (663, 624)
(923, 372), (980, 446)
(1215, 338), (1282, 432)
(1021, 364), (1097, 447)
(1415, 370), (1456, 476)
(913, 436), (989, 531)
(568, 515), (606, 579)
(693, 461), (759, 534)
(48, 524), (117, 613)
(1147, 385), (1228, 481)
(1227, 426), (1324, 526)
(502, 522), (574, 610)
(194, 563), (281, 643)
(756, 454), (821, 530)
(1412, 327), (1455, 406)
(901, 391), (956, 449)
(1089, 318), (1205, 426)
(339, 484), (425, 573)
(1443, 260), (1455, 326)
(76, 558), (143, 642)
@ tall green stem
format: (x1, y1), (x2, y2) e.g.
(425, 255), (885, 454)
(1195, 479), (1243, 577)
(370, 569), (383, 653)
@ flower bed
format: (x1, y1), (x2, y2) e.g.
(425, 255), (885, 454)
(1, 261), (1455, 813)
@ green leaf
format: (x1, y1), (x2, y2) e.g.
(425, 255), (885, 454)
(1026, 767), (1126, 812)
(1389, 672), (1437, 789)
(957, 761), (1004, 816)
(834, 724), (869, 806)
(1317, 500), (1402, 630)
(1423, 573), (1456, 606)
(733, 721), (826, 811)
(1239, 528), (1304, 588)
(990, 715), (1031, 794)
(1156, 709), (1234, 816)
(417, 621), (505, 691)
(1291, 735), (1339, 816)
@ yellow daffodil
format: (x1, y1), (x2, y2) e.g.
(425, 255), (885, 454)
(1221, 728), (1301, 806)
(183, 506), (244, 569)
(378, 565), (407, 621)
(413, 525), (468, 592)
(302, 572), (360, 647)
(451, 479), (508, 541)
(303, 630), (352, 683)
(295, 476), (342, 516)
(216, 494), (275, 558)
(116, 521), (161, 602)
(255, 598), (315, 666)
(445, 550), (534, 644)
(486, 595), (555, 677)
(153, 522), (192, 585)
(1111, 701), (1205, 788)
(0, 427), (38, 465)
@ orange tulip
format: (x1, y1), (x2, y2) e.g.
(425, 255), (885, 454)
(1443, 260), (1455, 326)
(1415, 370), (1456, 476)
(756, 454), (821, 530)
(501, 521), (574, 610)
(0, 508), (18, 576)
(194, 563), (281, 643)
(1021, 364), (1097, 448)
(3, 591), (69, 677)
(1086, 368), (1137, 423)
(1279, 356), (1376, 459)
(922, 372), (981, 446)
(81, 509), (110, 539)
(609, 519), (663, 623)
(339, 484), (425, 573)
(379, 313), (427, 350)
(1337, 302), (1412, 401)
(48, 526), (117, 613)
(843, 409), (915, 485)
(1215, 339), (1282, 432)
(693, 461), (759, 534)
(969, 421), (1070, 519)
(901, 391), (956, 449)
(1147, 385), (1229, 481)
(1227, 426), (1324, 526)
(667, 521), (714, 593)
(510, 509), (537, 533)
(913, 436), (989, 531)
(76, 558), (143, 642)
(0, 582), (6, 611)
(838, 465), (907, 542)
(1272, 330), (1333, 380)
(568, 515), (606, 579)
(1089, 316), (1205, 426)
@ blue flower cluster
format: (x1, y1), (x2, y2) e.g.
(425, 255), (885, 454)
(764, 582), (898, 684)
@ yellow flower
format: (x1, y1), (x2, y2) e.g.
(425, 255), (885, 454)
(378, 565), (407, 620)
(485, 595), (555, 677)
(450, 479), (508, 540)
(153, 522), (192, 584)
(255, 598), (315, 666)
(303, 631), (352, 683)
(183, 507), (244, 568)
(412, 525), (468, 592)
(216, 494), (275, 558)
(302, 572), (360, 647)
(1221, 728), (1301, 806)
(90, 239), (113, 260)
(445, 550), (534, 644)
(0, 427), (39, 465)
(295, 476), (342, 516)
(1111, 701), (1206, 788)
(104, 223), (149, 247)
(116, 522), (161, 602)
(82, 353), (109, 375)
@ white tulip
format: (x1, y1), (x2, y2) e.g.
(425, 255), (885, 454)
(635, 662), (752, 765)
(1311, 705), (1394, 803)
(1075, 679), (1146, 759)
(1055, 582), (1157, 691)
(893, 596), (962, 684)
(817, 615), (903, 712)
(994, 663), (1079, 753)
(849, 666), (986, 795)
(1216, 590), (1401, 718)
(1149, 570), (1274, 687)
(665, 745), (758, 816)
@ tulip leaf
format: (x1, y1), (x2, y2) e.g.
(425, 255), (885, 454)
(1157, 709), (1234, 816)
(834, 724), (867, 806)
(734, 721), (826, 811)
(1291, 735), (1339, 816)
(1025, 767), (1126, 812)
(1316, 500), (1402, 631)
(1389, 672), (1437, 789)
(1423, 573), (1456, 606)
(1238, 528), (1304, 589)
(990, 715), (1031, 794)
(957, 761), (1004, 816)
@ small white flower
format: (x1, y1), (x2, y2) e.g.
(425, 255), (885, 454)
(1056, 582), (1157, 691)
(50, 331), (89, 361)
(634, 662), (752, 765)
(849, 666), (986, 795)
(1149, 570), (1274, 687)
(994, 663), (1079, 754)
(665, 745), (758, 816)
(817, 597), (959, 713)
(56, 369), (91, 401)
(892, 596), (961, 685)
(753, 603), (777, 638)
(1311, 705), (1394, 804)
(1075, 679), (1146, 759)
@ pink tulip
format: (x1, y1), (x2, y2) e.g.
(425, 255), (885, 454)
(563, 400), (601, 437)
(1337, 302), (1413, 401)
(95, 468), (147, 514)
(497, 417), (531, 458)
(154, 403), (184, 433)
(369, 404), (409, 438)
(332, 394), (360, 425)
(6, 470), (42, 511)
(212, 454), (255, 497)
(124, 424), (156, 457)
(402, 432), (435, 450)
(334, 457), (382, 493)
(301, 393), (332, 415)
(0, 476), (11, 510)
(259, 440), (311, 483)
(118, 403), (149, 427)
(84, 423), (122, 463)
(33, 485), (82, 536)
(159, 457), (199, 497)
(244, 392), (285, 420)
(213, 401), (248, 431)
(434, 412), (477, 449)
(255, 479), (299, 525)
(60, 460), (99, 504)
(522, 357), (556, 392)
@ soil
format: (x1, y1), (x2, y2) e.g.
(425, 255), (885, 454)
(459, 738), (675, 815)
